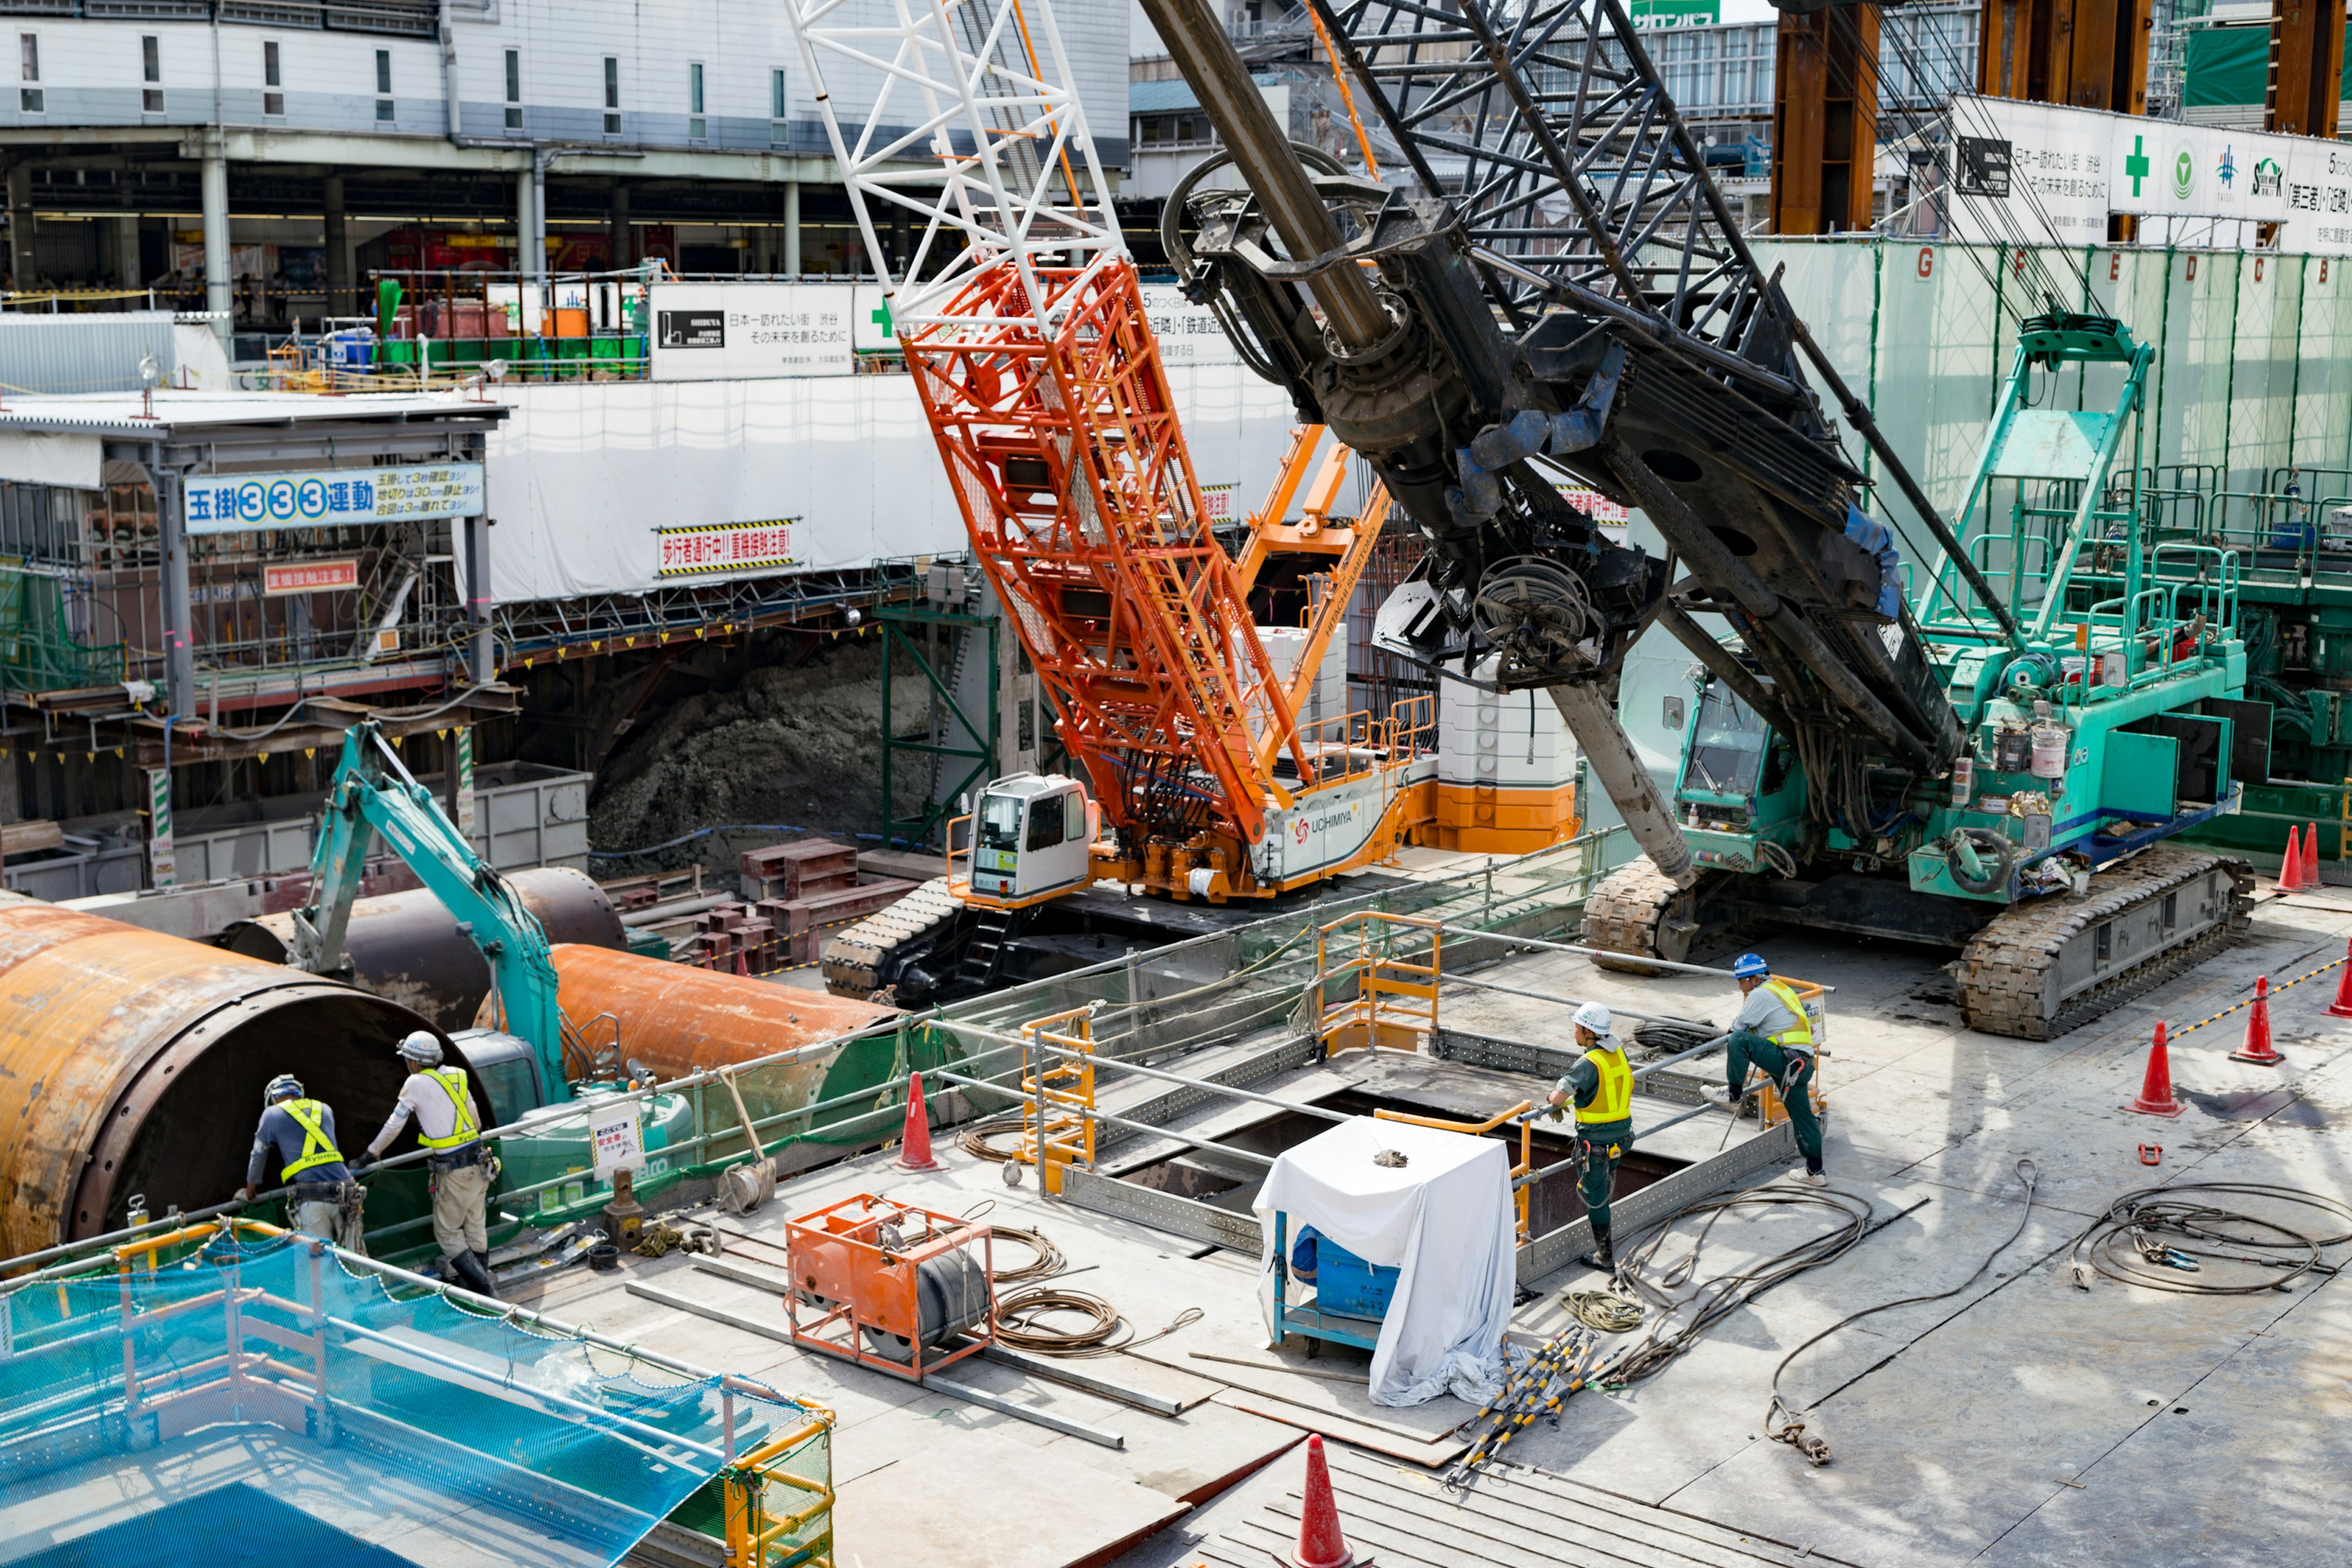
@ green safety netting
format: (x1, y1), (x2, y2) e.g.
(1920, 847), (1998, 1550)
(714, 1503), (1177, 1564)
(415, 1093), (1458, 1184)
(0, 1229), (831, 1568)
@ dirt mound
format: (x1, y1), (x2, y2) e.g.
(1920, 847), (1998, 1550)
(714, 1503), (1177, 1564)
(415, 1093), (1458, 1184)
(590, 637), (923, 875)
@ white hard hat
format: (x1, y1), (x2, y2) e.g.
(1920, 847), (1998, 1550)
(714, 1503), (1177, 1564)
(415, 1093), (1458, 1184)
(396, 1030), (443, 1066)
(1574, 1002), (1613, 1036)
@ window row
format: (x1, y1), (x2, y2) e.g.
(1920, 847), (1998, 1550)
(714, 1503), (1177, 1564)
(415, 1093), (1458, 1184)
(13, 33), (795, 139)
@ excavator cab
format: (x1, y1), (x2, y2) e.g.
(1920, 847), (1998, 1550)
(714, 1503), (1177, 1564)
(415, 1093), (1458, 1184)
(960, 774), (1098, 908)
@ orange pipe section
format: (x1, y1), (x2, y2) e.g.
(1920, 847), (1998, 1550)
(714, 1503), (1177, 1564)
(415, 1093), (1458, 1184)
(523, 942), (895, 1082)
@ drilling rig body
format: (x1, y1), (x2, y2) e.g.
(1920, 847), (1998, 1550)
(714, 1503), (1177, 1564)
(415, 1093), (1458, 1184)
(1144, 0), (2253, 1036)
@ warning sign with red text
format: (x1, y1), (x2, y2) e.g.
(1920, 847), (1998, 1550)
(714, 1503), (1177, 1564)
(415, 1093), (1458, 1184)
(262, 559), (360, 597)
(655, 519), (800, 580)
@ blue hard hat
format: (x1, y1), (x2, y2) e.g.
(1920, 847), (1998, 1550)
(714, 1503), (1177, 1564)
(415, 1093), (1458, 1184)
(1732, 954), (1770, 980)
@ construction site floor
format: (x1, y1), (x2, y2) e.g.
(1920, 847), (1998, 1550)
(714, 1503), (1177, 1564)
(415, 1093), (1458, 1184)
(1117, 881), (2352, 1568)
(530, 876), (2352, 1568)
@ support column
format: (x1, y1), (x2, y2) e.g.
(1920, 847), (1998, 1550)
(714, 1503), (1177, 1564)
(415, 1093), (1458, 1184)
(2269, 0), (2348, 138)
(201, 141), (231, 341)
(516, 165), (537, 278)
(1769, 5), (1877, 235)
(7, 162), (34, 292)
(608, 181), (630, 268)
(530, 150), (548, 278)
(323, 173), (350, 320)
(155, 465), (195, 722)
(461, 511), (495, 687)
(113, 213), (140, 289)
(783, 180), (801, 277)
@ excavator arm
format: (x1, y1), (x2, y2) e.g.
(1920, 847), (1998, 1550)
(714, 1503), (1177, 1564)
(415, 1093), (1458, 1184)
(289, 720), (571, 1102)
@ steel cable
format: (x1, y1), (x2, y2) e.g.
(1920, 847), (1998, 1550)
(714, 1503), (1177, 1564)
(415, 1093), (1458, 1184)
(993, 1286), (1202, 1358)
(1764, 1157), (2039, 1464)
(2067, 1182), (2352, 1296)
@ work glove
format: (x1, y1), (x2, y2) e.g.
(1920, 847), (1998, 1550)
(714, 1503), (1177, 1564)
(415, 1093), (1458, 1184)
(350, 1154), (374, 1176)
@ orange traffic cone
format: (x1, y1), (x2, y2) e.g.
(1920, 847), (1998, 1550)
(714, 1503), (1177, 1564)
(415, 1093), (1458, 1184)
(2127, 1022), (2185, 1118)
(2305, 822), (2324, 888)
(2231, 976), (2284, 1065)
(892, 1072), (944, 1172)
(2328, 938), (2352, 1019)
(1287, 1435), (1355, 1568)
(2278, 826), (2309, 892)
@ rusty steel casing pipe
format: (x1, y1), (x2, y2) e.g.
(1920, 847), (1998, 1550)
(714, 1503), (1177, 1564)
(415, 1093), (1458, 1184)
(222, 866), (630, 1031)
(0, 892), (449, 1259)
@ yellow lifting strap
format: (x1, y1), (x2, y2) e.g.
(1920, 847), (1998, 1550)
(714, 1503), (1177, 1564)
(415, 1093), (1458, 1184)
(1575, 1046), (1632, 1125)
(281, 1098), (345, 1179)
(417, 1067), (481, 1150)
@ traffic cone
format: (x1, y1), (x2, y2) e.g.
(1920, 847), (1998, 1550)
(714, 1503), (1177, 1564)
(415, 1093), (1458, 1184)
(2327, 938), (2352, 1019)
(2127, 1022), (2185, 1117)
(2278, 826), (2309, 892)
(2305, 822), (2324, 888)
(2230, 976), (2285, 1065)
(892, 1072), (944, 1172)
(1287, 1435), (1355, 1568)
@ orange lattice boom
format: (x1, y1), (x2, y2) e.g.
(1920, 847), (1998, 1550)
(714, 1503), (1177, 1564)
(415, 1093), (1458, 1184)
(907, 254), (1306, 846)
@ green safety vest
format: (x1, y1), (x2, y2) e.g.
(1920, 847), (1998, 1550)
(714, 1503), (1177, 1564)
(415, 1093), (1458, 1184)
(1762, 978), (1815, 1052)
(1576, 1046), (1632, 1125)
(281, 1098), (345, 1180)
(415, 1067), (481, 1150)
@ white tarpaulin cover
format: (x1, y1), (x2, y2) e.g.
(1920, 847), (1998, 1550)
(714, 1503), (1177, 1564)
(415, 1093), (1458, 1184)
(1254, 1115), (1515, 1407)
(480, 365), (1296, 605)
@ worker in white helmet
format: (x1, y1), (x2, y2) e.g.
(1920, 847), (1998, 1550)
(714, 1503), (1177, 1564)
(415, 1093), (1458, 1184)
(1544, 1001), (1633, 1271)
(356, 1030), (497, 1298)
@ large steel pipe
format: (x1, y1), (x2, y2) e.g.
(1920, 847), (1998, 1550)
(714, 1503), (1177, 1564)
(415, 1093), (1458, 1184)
(513, 944), (897, 1079)
(0, 892), (447, 1259)
(219, 867), (629, 1030)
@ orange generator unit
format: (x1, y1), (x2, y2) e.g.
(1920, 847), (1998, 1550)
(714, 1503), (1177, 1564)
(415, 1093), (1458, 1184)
(783, 1194), (995, 1381)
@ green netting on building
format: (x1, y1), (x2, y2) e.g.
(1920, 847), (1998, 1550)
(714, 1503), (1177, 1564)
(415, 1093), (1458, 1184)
(0, 1227), (832, 1568)
(2183, 24), (2272, 110)
(0, 567), (124, 691)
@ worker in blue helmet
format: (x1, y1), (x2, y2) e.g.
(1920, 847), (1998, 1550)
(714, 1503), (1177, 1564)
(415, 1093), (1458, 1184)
(1545, 1001), (1634, 1270)
(236, 1073), (366, 1249)
(1703, 955), (1825, 1185)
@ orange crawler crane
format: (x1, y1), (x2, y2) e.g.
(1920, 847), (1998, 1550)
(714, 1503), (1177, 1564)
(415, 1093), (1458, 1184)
(787, 0), (1440, 910)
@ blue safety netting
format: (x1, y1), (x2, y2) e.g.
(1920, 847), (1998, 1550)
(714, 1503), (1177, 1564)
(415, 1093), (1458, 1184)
(0, 1230), (831, 1568)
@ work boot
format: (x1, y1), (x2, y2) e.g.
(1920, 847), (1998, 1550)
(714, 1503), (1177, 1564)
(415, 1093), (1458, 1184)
(1700, 1085), (1740, 1109)
(1794, 1166), (1828, 1188)
(1583, 1224), (1615, 1272)
(447, 1250), (497, 1298)
(470, 1250), (501, 1298)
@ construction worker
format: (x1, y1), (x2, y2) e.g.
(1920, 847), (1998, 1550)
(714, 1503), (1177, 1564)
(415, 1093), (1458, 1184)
(1702, 954), (1826, 1185)
(238, 1074), (365, 1250)
(1544, 1001), (1633, 1271)
(356, 1031), (497, 1298)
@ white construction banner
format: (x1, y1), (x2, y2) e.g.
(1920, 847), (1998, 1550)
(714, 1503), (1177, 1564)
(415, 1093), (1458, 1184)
(1946, 96), (2352, 256)
(480, 363), (1298, 604)
(1140, 283), (1241, 365)
(184, 463), (485, 533)
(1947, 98), (2109, 244)
(589, 1099), (645, 1178)
(649, 282), (854, 380)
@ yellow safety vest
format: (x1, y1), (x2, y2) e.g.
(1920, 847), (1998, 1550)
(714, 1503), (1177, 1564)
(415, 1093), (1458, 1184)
(415, 1067), (481, 1151)
(1762, 978), (1815, 1052)
(280, 1098), (346, 1180)
(1576, 1046), (1632, 1125)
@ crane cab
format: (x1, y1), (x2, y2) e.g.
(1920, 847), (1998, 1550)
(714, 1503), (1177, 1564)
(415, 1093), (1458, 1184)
(956, 773), (1098, 908)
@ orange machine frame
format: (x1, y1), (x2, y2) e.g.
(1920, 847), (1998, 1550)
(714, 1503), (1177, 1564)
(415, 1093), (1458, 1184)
(783, 1193), (995, 1382)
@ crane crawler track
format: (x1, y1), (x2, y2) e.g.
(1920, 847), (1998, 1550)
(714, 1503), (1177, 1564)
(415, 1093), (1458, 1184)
(1581, 856), (1714, 972)
(1956, 846), (2253, 1041)
(822, 877), (962, 1000)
